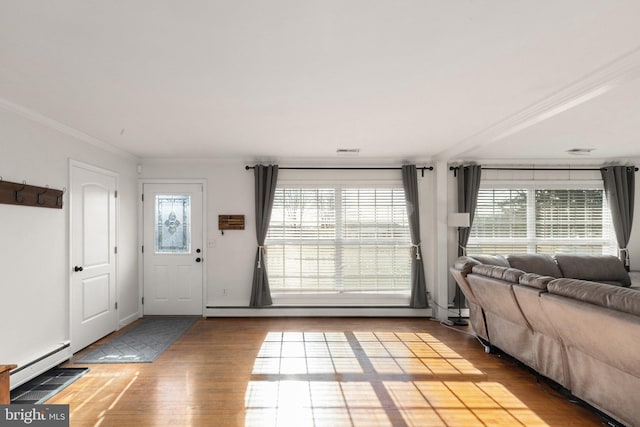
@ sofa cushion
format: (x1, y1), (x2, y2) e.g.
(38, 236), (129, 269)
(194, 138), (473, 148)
(471, 264), (524, 284)
(555, 254), (631, 287)
(518, 273), (555, 290)
(547, 278), (640, 316)
(468, 254), (510, 267)
(507, 254), (562, 278)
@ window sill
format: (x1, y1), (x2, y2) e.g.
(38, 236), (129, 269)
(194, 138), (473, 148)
(271, 292), (411, 307)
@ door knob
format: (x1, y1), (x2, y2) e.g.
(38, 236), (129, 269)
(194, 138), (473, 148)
(195, 257), (202, 263)
(74, 266), (83, 272)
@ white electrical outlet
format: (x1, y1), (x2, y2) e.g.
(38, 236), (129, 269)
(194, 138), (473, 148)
(208, 239), (216, 248)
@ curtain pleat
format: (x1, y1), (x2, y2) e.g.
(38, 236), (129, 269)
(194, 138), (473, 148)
(454, 164), (482, 307)
(601, 166), (635, 270)
(249, 165), (278, 307)
(402, 165), (428, 308)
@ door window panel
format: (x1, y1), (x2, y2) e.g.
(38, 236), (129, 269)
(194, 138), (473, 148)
(155, 195), (191, 253)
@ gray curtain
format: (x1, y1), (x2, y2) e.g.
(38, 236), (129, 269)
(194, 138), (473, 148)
(457, 164), (482, 256)
(249, 164), (279, 307)
(601, 166), (635, 270)
(402, 165), (428, 308)
(454, 164), (482, 306)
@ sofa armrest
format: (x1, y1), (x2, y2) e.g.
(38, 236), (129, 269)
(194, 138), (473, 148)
(471, 264), (525, 284)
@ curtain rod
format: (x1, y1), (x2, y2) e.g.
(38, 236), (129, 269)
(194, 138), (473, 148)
(245, 165), (434, 177)
(449, 166), (638, 175)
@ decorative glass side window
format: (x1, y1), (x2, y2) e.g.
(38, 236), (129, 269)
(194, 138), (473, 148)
(155, 195), (191, 254)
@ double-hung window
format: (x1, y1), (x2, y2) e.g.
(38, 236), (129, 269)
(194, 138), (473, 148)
(467, 182), (616, 256)
(265, 183), (412, 299)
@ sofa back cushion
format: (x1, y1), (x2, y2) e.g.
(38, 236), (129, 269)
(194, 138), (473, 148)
(468, 254), (510, 267)
(547, 278), (640, 316)
(555, 254), (631, 287)
(471, 264), (524, 284)
(507, 254), (562, 278)
(518, 273), (555, 290)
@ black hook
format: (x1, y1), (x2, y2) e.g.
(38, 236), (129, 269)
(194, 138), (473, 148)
(56, 187), (66, 207)
(37, 186), (49, 205)
(15, 182), (26, 203)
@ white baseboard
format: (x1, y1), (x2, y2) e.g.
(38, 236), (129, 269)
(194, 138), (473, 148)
(119, 311), (141, 328)
(10, 343), (73, 389)
(205, 306), (433, 317)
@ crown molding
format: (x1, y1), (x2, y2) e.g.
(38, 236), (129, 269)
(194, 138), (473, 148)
(435, 45), (640, 161)
(0, 97), (137, 161)
(141, 155), (435, 167)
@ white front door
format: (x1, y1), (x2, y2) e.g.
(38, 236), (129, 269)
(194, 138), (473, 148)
(71, 163), (118, 352)
(143, 183), (204, 315)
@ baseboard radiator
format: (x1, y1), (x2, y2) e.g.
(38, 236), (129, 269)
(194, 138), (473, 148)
(205, 306), (433, 317)
(10, 342), (72, 389)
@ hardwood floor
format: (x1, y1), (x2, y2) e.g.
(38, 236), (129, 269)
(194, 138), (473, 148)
(51, 317), (604, 426)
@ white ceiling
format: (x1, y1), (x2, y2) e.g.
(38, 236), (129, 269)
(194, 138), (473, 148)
(1, 1), (640, 163)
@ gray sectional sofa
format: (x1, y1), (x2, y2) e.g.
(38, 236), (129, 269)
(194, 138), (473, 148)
(450, 253), (640, 427)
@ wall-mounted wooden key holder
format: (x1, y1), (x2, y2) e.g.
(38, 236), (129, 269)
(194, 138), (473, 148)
(218, 215), (245, 235)
(0, 178), (64, 209)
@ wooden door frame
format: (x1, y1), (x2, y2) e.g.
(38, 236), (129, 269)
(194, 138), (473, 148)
(68, 159), (119, 350)
(138, 179), (208, 317)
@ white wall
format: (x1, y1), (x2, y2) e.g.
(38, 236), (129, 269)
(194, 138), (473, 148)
(0, 106), (139, 377)
(139, 160), (436, 314)
(140, 160), (255, 306)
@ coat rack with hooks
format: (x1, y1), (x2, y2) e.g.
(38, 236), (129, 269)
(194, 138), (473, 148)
(0, 177), (64, 209)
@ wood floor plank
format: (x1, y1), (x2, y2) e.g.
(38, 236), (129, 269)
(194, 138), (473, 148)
(48, 317), (604, 426)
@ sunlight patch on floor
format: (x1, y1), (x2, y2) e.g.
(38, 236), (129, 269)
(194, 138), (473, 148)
(245, 331), (549, 426)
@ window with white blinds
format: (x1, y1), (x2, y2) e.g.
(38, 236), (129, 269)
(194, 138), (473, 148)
(467, 186), (616, 256)
(266, 187), (412, 294)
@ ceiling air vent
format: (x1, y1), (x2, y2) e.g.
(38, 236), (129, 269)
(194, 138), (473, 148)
(336, 148), (360, 156)
(567, 148), (595, 156)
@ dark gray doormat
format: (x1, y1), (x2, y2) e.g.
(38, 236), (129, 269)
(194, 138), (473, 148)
(76, 317), (198, 363)
(11, 368), (89, 404)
